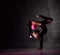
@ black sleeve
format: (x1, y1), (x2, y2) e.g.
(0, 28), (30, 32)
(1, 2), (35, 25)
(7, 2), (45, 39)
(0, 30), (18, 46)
(39, 15), (53, 24)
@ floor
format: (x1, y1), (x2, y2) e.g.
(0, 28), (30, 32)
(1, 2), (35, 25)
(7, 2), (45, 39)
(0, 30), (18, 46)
(0, 49), (60, 55)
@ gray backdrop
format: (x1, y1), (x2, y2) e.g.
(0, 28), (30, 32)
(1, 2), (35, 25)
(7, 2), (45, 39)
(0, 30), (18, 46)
(0, 0), (60, 50)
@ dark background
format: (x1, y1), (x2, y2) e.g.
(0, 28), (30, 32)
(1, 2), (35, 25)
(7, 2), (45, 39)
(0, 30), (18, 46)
(0, 0), (60, 50)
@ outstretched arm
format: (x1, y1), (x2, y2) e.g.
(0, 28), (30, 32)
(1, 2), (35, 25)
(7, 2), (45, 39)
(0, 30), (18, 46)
(36, 15), (53, 24)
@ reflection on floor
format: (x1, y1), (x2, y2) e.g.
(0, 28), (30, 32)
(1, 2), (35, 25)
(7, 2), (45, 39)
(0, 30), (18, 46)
(0, 49), (60, 55)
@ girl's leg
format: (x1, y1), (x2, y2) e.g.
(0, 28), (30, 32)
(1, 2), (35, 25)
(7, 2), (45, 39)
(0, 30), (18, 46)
(40, 36), (43, 50)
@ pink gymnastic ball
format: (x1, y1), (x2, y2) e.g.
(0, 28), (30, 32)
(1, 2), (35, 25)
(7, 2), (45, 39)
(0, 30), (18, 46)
(31, 24), (36, 30)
